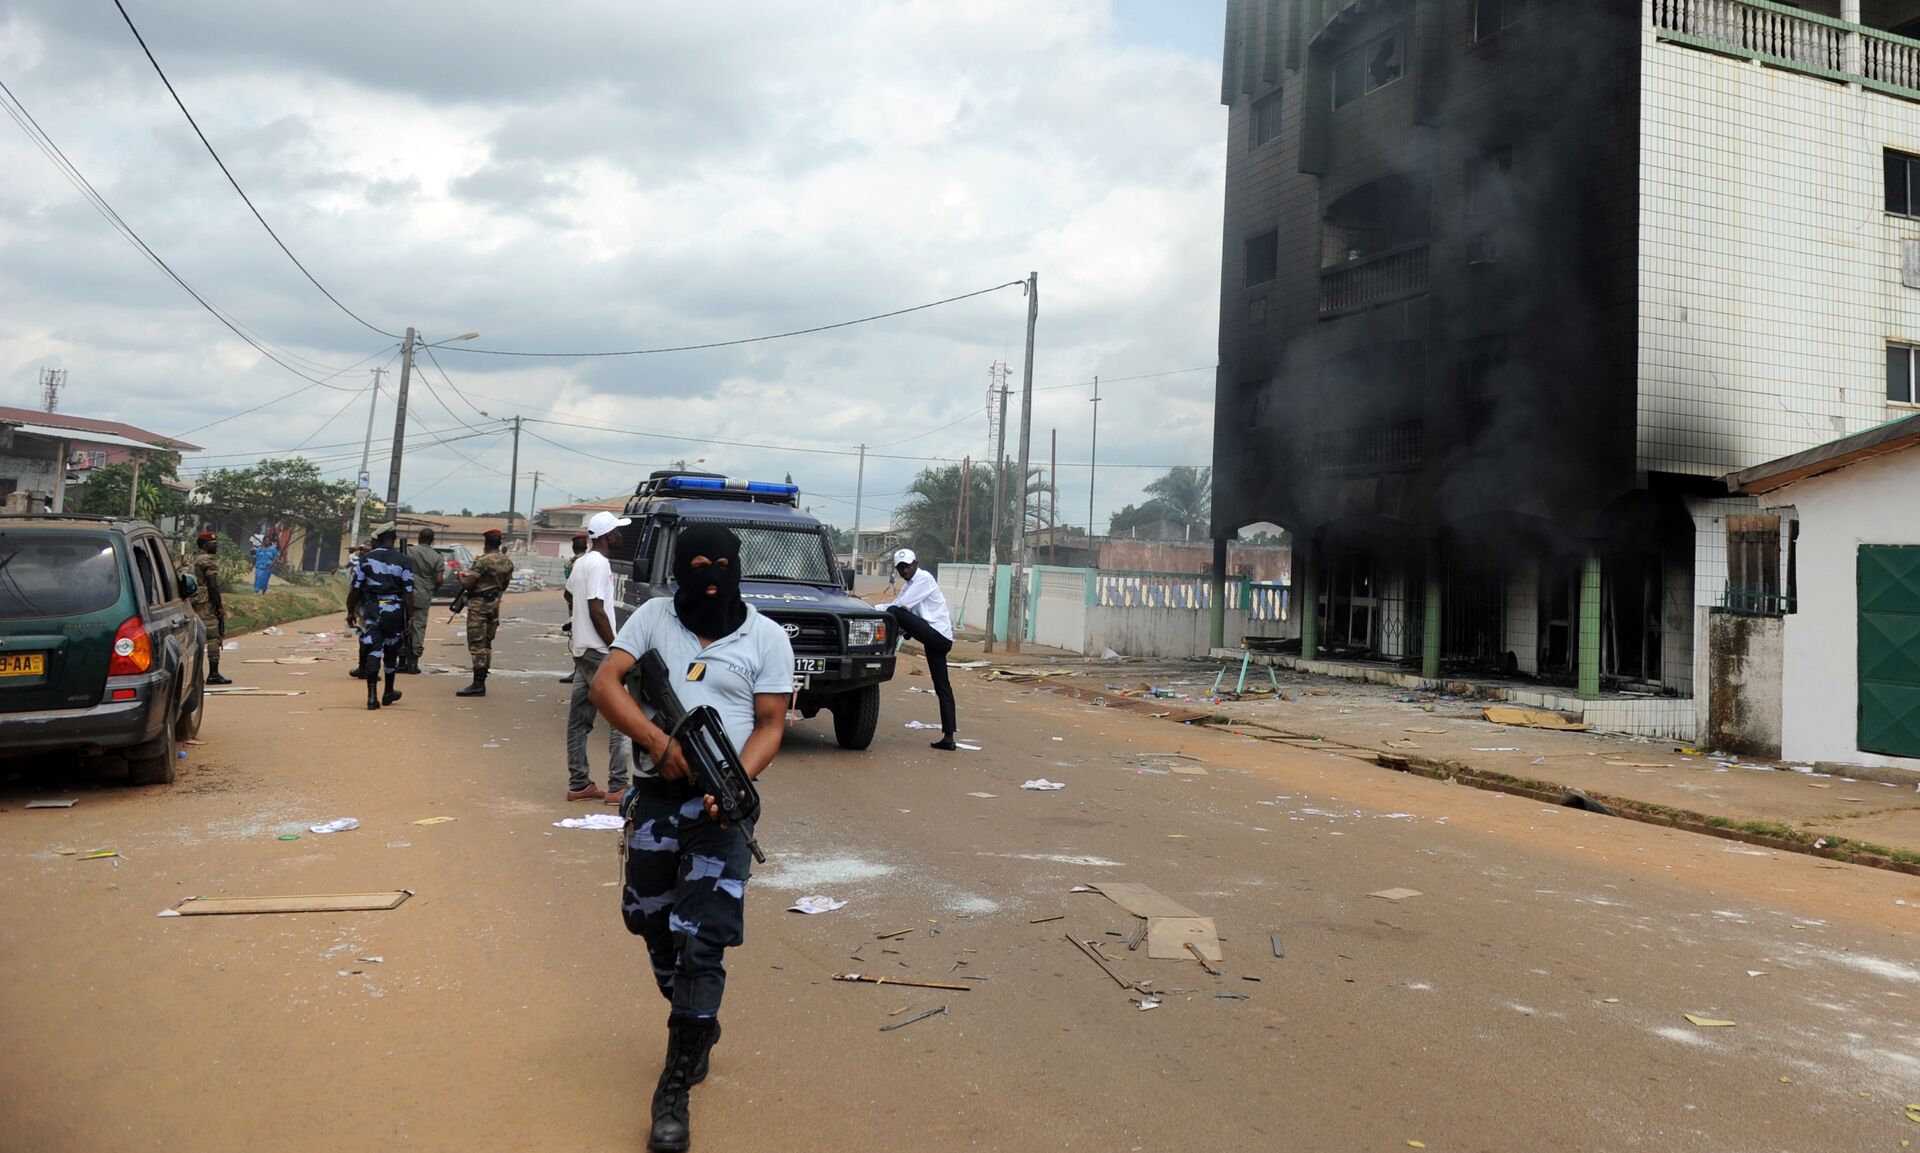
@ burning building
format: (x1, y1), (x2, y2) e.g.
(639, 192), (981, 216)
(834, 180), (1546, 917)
(1211, 0), (1920, 737)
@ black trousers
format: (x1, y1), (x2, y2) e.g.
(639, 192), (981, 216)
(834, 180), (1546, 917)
(887, 605), (956, 735)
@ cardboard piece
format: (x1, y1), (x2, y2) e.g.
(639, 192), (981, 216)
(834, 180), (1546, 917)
(1483, 705), (1589, 732)
(25, 800), (78, 809)
(1147, 917), (1222, 962)
(1086, 882), (1201, 920)
(172, 891), (412, 916)
(1369, 888), (1423, 901)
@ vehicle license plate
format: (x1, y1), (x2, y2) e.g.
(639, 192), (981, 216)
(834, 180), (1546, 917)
(794, 657), (828, 674)
(0, 652), (46, 677)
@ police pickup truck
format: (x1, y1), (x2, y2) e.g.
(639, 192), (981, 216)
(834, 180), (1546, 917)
(611, 471), (895, 749)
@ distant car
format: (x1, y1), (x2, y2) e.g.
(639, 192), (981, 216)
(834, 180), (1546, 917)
(433, 543), (475, 600)
(0, 514), (208, 785)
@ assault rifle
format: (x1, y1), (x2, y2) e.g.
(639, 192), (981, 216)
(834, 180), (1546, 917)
(448, 586), (470, 615)
(628, 648), (766, 863)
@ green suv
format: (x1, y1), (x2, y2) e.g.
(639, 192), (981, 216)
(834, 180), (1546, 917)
(0, 515), (208, 785)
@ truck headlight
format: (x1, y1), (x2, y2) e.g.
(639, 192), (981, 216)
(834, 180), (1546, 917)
(848, 618), (888, 648)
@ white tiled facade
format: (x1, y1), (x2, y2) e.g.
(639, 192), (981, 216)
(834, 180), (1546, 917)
(1639, 27), (1920, 479)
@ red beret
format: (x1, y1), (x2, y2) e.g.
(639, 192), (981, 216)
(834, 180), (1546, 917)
(483, 528), (504, 539)
(197, 531), (217, 543)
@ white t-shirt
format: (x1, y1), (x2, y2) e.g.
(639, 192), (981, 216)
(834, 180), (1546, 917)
(567, 549), (618, 656)
(611, 598), (796, 778)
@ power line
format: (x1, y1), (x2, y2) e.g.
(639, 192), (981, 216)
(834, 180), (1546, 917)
(0, 76), (384, 398)
(419, 344), (496, 421)
(109, 0), (399, 340)
(441, 280), (1027, 358)
(168, 345), (400, 437)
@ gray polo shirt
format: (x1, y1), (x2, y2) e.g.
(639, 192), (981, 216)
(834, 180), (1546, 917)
(611, 598), (796, 778)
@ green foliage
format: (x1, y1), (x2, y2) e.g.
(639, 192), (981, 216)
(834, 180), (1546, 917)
(1108, 466), (1215, 537)
(196, 458), (369, 542)
(69, 457), (186, 522)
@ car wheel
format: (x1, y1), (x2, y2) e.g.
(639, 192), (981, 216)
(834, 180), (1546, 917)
(127, 694), (179, 786)
(177, 655), (206, 742)
(831, 684), (880, 751)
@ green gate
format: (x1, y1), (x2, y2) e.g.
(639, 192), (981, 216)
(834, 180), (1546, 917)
(1858, 545), (1920, 758)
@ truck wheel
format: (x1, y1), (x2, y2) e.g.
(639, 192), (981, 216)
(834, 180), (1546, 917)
(177, 655), (206, 742)
(831, 685), (880, 751)
(127, 696), (179, 786)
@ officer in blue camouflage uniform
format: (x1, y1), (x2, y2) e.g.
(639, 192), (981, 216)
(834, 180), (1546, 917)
(346, 524), (414, 710)
(588, 523), (794, 1153)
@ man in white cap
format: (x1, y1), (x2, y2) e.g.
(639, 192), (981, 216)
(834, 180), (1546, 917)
(878, 548), (958, 750)
(564, 509), (636, 801)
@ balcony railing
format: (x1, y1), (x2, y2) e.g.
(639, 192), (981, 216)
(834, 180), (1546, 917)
(1310, 421), (1426, 476)
(1652, 0), (1920, 102)
(1318, 244), (1429, 316)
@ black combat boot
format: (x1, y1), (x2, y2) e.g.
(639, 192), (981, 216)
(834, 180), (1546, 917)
(206, 657), (232, 687)
(381, 669), (402, 706)
(455, 669), (487, 697)
(365, 657), (381, 710)
(647, 1017), (718, 1153)
(689, 1020), (720, 1085)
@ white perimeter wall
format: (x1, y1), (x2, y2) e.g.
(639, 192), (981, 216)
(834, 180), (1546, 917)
(1640, 33), (1920, 477)
(1760, 450), (1920, 772)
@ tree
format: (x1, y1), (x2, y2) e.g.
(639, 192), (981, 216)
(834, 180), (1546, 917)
(70, 456), (186, 523)
(197, 458), (367, 543)
(890, 463), (1053, 565)
(1142, 466), (1212, 532)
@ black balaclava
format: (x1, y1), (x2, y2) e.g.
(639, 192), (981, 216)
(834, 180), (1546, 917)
(673, 523), (747, 638)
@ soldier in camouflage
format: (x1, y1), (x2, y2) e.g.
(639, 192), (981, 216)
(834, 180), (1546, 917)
(190, 531), (231, 685)
(454, 527), (515, 697)
(401, 527), (445, 675)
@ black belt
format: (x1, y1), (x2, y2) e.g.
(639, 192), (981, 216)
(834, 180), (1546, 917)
(627, 776), (697, 801)
(473, 591), (503, 602)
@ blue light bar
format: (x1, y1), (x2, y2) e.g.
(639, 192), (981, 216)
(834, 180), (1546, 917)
(663, 476), (799, 497)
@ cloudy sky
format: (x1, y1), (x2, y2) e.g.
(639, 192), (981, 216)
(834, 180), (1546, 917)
(0, 1), (1225, 538)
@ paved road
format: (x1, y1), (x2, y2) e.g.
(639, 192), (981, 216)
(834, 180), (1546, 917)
(4, 592), (1919, 1152)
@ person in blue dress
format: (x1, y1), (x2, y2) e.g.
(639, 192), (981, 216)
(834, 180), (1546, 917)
(251, 535), (280, 593)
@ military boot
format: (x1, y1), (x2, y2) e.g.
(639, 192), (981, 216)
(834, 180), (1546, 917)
(206, 657), (232, 687)
(455, 669), (487, 697)
(647, 1017), (718, 1153)
(365, 659), (381, 710)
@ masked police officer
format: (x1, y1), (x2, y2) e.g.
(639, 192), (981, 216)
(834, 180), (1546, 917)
(588, 523), (794, 1153)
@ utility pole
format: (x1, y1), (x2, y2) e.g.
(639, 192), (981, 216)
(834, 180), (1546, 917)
(348, 366), (385, 547)
(525, 470), (540, 551)
(1088, 374), (1100, 546)
(506, 416), (522, 543)
(851, 443), (866, 579)
(383, 327), (417, 513)
(128, 454), (142, 519)
(983, 364), (1010, 653)
(953, 455), (970, 559)
(1007, 271), (1038, 654)
(1049, 428), (1057, 566)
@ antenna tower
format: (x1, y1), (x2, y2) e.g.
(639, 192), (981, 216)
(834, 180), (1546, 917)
(39, 368), (65, 413)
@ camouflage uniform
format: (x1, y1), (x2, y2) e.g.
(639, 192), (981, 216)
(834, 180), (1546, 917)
(464, 551), (515, 672)
(190, 552), (224, 670)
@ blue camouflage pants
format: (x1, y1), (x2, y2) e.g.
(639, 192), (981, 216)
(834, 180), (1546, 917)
(619, 785), (753, 1020)
(359, 597), (408, 675)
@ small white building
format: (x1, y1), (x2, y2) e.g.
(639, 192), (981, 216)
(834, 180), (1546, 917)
(1727, 413), (1920, 775)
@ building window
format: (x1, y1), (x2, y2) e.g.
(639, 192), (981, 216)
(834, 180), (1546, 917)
(1462, 334), (1510, 400)
(1887, 149), (1920, 216)
(1475, 0), (1526, 40)
(1332, 27), (1407, 109)
(1251, 91), (1283, 151)
(1466, 145), (1514, 219)
(1889, 343), (1920, 403)
(1245, 230), (1279, 287)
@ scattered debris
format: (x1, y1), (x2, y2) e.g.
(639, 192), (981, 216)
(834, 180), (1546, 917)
(1084, 882), (1201, 919)
(1066, 934), (1147, 992)
(1184, 940), (1222, 975)
(955, 742), (982, 751)
(1028, 914), (1065, 924)
(411, 816), (458, 826)
(356, 956), (384, 964)
(789, 896), (848, 915)
(1021, 779), (1067, 791)
(879, 1004), (949, 1032)
(965, 792), (997, 799)
(1404, 726), (1447, 735)
(553, 815), (625, 830)
(1216, 993), (1249, 1001)
(1148, 918), (1222, 962)
(25, 800), (77, 810)
(903, 721), (943, 730)
(834, 973), (972, 992)
(277, 834), (300, 841)
(204, 687), (306, 697)
(309, 818), (360, 834)
(1271, 933), (1286, 959)
(1483, 705), (1588, 731)
(1124, 919), (1149, 951)
(79, 849), (122, 861)
(1472, 747), (1521, 753)
(1684, 1014), (1737, 1027)
(1559, 790), (1617, 816)
(875, 927), (915, 940)
(1132, 998), (1161, 1011)
(1369, 888), (1423, 902)
(169, 891), (413, 916)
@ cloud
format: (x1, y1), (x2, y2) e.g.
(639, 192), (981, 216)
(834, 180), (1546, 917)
(0, 0), (1224, 530)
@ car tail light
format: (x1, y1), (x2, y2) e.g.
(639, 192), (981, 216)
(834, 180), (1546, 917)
(109, 616), (152, 675)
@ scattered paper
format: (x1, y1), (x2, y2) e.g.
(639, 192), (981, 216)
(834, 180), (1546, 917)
(966, 792), (997, 799)
(1472, 747), (1521, 753)
(1021, 779), (1066, 791)
(1684, 1014), (1737, 1027)
(1135, 999), (1161, 1011)
(1747, 970), (1768, 977)
(309, 818), (360, 834)
(221, 641), (239, 650)
(1147, 917), (1222, 961)
(411, 816), (458, 826)
(25, 800), (77, 809)
(904, 721), (943, 730)
(80, 850), (121, 861)
(357, 956), (384, 964)
(1370, 888), (1423, 901)
(955, 742), (982, 751)
(789, 896), (848, 915)
(156, 908), (182, 917)
(1483, 705), (1588, 731)
(553, 815), (625, 830)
